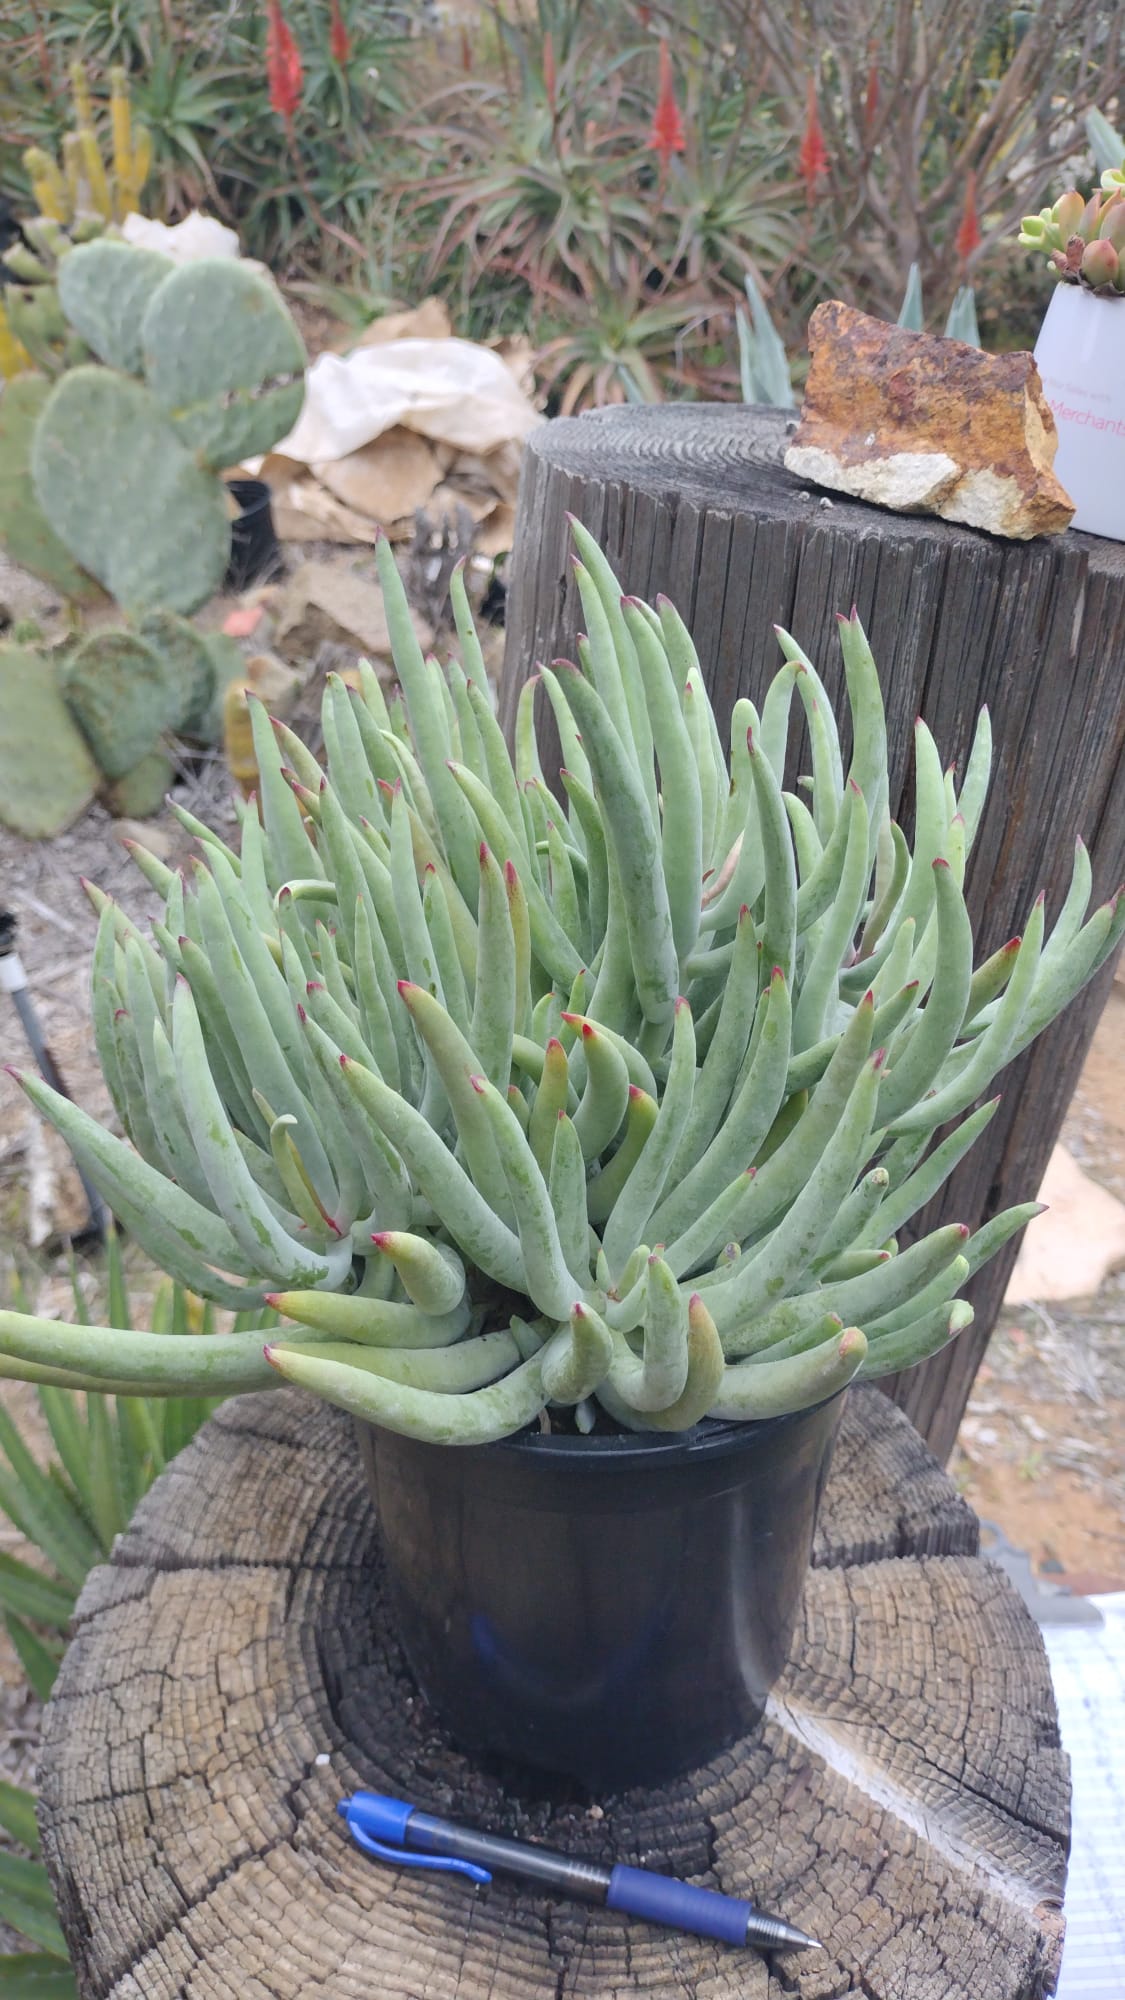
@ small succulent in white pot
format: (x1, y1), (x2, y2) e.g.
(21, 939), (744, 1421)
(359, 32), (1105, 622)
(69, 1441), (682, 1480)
(1019, 166), (1125, 538)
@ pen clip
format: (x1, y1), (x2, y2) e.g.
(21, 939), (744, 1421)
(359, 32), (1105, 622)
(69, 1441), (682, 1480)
(339, 1798), (491, 1885)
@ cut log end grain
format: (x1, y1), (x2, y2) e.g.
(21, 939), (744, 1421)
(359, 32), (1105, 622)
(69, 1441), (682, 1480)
(38, 1386), (1066, 1999)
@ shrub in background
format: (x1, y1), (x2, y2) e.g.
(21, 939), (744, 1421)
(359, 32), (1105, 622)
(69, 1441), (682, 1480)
(2, 2), (1122, 404)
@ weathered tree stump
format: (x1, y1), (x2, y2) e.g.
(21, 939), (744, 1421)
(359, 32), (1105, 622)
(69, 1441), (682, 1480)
(39, 1387), (1069, 1999)
(501, 406), (1125, 1462)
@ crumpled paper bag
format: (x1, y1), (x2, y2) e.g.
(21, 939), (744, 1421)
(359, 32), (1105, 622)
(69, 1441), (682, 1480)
(275, 338), (541, 464)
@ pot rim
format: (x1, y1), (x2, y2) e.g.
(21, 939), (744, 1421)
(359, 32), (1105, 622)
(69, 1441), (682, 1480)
(359, 1386), (846, 1470)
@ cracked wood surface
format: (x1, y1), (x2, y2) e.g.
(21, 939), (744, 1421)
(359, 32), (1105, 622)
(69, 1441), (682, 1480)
(38, 1386), (1067, 1999)
(501, 404), (1125, 1463)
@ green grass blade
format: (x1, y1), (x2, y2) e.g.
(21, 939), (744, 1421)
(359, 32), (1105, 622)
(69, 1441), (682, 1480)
(31, 1391), (95, 1529)
(0, 1952), (79, 1992)
(0, 1780), (40, 1855)
(0, 1413), (100, 1592)
(0, 1854), (68, 1959)
(3, 1616), (62, 1704)
(0, 1554), (74, 1633)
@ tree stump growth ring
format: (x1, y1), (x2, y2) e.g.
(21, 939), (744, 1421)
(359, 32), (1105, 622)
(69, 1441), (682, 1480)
(39, 1387), (1068, 1999)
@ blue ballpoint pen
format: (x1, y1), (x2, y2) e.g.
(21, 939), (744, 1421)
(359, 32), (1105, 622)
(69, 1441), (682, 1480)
(338, 1791), (820, 1954)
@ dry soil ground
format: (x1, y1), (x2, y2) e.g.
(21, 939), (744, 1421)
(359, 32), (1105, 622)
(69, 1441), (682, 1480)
(951, 981), (1125, 1593)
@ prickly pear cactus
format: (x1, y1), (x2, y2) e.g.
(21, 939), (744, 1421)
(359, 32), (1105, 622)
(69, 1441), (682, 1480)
(141, 260), (306, 470)
(31, 367), (231, 613)
(0, 642), (100, 837)
(101, 748), (174, 818)
(61, 626), (173, 778)
(0, 374), (104, 603)
(136, 610), (216, 735)
(57, 240), (173, 375)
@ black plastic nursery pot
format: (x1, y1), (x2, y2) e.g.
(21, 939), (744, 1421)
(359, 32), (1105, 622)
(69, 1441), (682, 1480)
(223, 478), (281, 590)
(356, 1390), (844, 1794)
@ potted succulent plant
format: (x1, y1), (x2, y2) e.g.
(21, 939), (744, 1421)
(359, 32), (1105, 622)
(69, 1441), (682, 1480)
(2, 527), (1121, 1790)
(1019, 165), (1125, 538)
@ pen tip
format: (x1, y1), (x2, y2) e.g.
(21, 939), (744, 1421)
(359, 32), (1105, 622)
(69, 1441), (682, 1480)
(782, 1925), (822, 1951)
(748, 1914), (823, 1952)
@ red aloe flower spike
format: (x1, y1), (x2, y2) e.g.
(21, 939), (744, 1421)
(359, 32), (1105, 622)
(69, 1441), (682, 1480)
(543, 31), (557, 118)
(647, 42), (686, 167)
(329, 0), (350, 65)
(798, 76), (828, 202)
(956, 169), (982, 266)
(266, 0), (303, 121)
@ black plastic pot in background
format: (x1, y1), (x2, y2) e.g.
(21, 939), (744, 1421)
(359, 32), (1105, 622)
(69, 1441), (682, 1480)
(357, 1393), (844, 1794)
(224, 479), (282, 591)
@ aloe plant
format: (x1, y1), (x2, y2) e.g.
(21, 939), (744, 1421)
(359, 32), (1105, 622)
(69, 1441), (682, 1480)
(0, 1230), (261, 1985)
(2, 527), (1121, 1444)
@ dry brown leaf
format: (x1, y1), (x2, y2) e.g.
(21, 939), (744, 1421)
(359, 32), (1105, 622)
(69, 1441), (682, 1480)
(474, 500), (518, 558)
(276, 558), (432, 658)
(314, 428), (441, 524)
(492, 334), (538, 399)
(345, 297), (453, 349)
(270, 480), (380, 545)
(428, 482), (496, 527)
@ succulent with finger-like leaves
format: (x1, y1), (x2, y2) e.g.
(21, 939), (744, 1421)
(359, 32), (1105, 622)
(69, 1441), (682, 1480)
(2, 527), (1121, 1443)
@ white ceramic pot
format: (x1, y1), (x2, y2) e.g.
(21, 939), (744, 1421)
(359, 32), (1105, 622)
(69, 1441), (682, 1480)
(1033, 284), (1125, 540)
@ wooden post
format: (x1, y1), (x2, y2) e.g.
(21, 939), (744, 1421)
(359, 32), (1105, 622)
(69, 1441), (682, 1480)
(39, 1390), (1067, 1998)
(501, 405), (1125, 1462)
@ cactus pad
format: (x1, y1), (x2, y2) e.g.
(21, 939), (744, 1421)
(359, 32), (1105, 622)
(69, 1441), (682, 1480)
(31, 368), (231, 613)
(61, 627), (174, 778)
(141, 259), (306, 470)
(101, 748), (174, 819)
(137, 611), (215, 736)
(0, 642), (100, 838)
(0, 374), (104, 604)
(3, 284), (69, 373)
(194, 631), (247, 744)
(57, 240), (174, 375)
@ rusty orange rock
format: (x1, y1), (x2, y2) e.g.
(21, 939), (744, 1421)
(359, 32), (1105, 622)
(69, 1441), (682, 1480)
(784, 301), (1075, 539)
